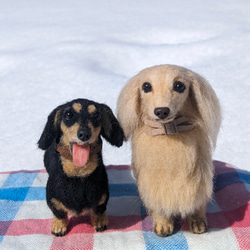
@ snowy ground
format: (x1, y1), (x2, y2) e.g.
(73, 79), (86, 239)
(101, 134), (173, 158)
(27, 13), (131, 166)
(0, 0), (249, 172)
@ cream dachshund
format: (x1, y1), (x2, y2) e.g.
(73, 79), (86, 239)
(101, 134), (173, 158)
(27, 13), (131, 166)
(117, 64), (221, 237)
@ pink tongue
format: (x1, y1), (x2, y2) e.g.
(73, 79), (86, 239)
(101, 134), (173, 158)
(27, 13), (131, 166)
(72, 144), (90, 167)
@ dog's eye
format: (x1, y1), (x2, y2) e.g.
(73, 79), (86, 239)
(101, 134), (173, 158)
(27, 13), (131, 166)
(90, 110), (101, 127)
(65, 111), (74, 120)
(142, 82), (152, 93)
(173, 81), (186, 93)
(93, 111), (101, 120)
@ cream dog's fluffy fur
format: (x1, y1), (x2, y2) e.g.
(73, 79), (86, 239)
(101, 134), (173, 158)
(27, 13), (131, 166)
(117, 64), (221, 237)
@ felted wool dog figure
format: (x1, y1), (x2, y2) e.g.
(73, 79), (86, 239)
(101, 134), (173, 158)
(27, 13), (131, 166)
(117, 65), (221, 237)
(38, 98), (124, 236)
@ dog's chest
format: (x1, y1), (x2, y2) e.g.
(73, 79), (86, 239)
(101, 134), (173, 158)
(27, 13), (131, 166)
(133, 129), (195, 161)
(131, 129), (200, 185)
(48, 176), (100, 213)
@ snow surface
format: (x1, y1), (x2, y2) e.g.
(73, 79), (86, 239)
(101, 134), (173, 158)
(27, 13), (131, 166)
(0, 0), (249, 172)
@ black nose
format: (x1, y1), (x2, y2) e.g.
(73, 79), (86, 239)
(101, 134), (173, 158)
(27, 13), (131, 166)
(77, 129), (91, 142)
(154, 107), (170, 119)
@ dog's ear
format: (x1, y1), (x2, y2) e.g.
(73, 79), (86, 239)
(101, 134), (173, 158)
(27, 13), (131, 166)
(38, 107), (62, 150)
(100, 104), (124, 147)
(189, 71), (221, 148)
(117, 74), (141, 140)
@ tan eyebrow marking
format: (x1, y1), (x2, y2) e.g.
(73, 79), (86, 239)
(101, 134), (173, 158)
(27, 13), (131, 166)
(88, 104), (96, 114)
(73, 103), (82, 113)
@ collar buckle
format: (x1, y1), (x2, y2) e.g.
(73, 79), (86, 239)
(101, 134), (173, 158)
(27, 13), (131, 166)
(161, 121), (178, 135)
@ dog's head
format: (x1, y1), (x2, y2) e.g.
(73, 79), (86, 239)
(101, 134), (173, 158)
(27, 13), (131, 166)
(38, 99), (124, 166)
(117, 64), (221, 148)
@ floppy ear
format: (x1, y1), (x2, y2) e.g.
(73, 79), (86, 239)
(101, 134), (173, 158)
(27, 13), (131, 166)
(100, 104), (124, 147)
(189, 71), (221, 148)
(37, 107), (62, 150)
(117, 74), (141, 140)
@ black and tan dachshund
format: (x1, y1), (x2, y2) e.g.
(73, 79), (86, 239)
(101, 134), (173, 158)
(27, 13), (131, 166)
(38, 99), (124, 236)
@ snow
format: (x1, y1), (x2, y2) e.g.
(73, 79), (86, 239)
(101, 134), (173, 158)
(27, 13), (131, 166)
(0, 0), (249, 172)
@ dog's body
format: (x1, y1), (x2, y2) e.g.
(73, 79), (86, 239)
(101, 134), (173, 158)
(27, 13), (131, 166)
(117, 65), (221, 236)
(38, 99), (124, 236)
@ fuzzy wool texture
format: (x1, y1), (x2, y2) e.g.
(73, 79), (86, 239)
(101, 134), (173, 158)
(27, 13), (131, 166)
(117, 65), (219, 235)
(0, 0), (249, 172)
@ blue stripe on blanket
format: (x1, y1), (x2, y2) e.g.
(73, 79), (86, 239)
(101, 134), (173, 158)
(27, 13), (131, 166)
(0, 200), (23, 221)
(1, 171), (247, 203)
(237, 171), (250, 184)
(0, 172), (39, 243)
(0, 187), (30, 201)
(143, 231), (188, 250)
(1, 172), (38, 188)
(214, 172), (242, 191)
(0, 184), (139, 202)
(109, 183), (139, 197)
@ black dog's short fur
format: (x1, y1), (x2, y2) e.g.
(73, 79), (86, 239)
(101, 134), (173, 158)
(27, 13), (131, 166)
(38, 99), (124, 236)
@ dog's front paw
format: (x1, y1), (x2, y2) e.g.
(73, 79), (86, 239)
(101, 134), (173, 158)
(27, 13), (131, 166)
(189, 217), (207, 234)
(95, 224), (107, 232)
(91, 211), (108, 232)
(154, 222), (174, 237)
(51, 217), (68, 237)
(152, 214), (174, 237)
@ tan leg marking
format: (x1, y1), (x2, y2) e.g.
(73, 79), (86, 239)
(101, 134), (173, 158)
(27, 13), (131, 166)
(52, 198), (68, 212)
(98, 194), (107, 205)
(52, 198), (88, 216)
(152, 213), (174, 237)
(90, 210), (108, 232)
(51, 217), (68, 237)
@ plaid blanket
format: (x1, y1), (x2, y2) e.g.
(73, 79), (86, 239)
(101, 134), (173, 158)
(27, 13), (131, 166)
(0, 161), (249, 250)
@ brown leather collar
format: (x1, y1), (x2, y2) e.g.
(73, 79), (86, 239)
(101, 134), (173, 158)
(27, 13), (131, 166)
(145, 116), (194, 136)
(56, 141), (103, 161)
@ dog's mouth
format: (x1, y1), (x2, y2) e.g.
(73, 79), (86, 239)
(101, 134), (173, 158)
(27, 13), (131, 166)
(70, 142), (90, 167)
